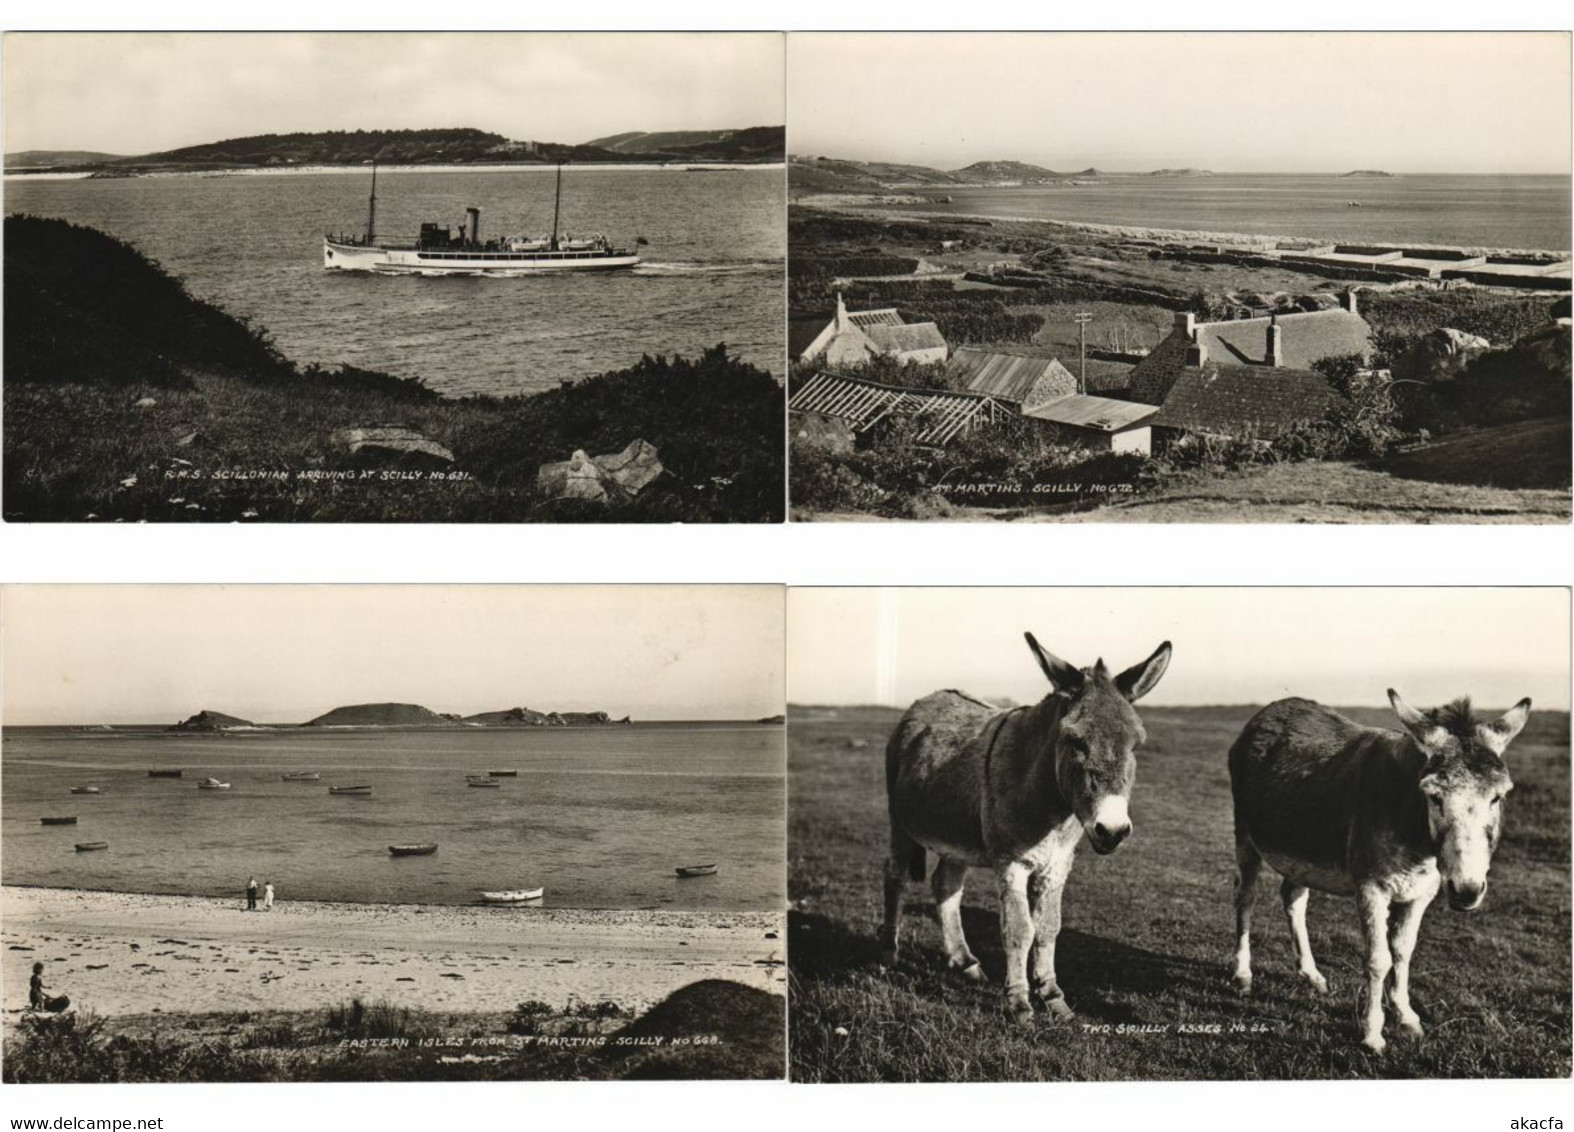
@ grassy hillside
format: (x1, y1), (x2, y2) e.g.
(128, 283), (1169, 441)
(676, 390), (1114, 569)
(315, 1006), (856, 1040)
(789, 704), (1570, 1081)
(586, 127), (784, 162)
(3, 215), (784, 523)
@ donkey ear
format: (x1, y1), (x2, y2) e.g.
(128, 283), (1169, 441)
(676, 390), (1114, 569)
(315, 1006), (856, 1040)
(1024, 632), (1082, 694)
(1115, 641), (1172, 702)
(1481, 698), (1532, 754)
(1388, 689), (1438, 743)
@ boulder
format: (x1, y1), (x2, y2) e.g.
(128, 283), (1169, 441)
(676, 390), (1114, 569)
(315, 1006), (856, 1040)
(537, 439), (664, 503)
(332, 425), (455, 469)
(1406, 327), (1491, 382)
(134, 397), (157, 410)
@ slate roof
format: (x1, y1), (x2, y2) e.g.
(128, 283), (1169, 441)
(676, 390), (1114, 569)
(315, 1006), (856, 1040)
(1024, 394), (1159, 432)
(847, 308), (905, 329)
(953, 348), (1076, 403)
(788, 371), (1007, 445)
(1148, 364), (1336, 439)
(865, 321), (948, 355)
(1129, 308), (1371, 406)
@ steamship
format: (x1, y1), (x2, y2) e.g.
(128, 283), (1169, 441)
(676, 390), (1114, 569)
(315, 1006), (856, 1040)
(323, 163), (641, 274)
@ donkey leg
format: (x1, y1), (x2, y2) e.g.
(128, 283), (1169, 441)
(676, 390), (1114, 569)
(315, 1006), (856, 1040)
(1280, 879), (1329, 995)
(996, 862), (1035, 1024)
(1356, 885), (1394, 1053)
(1232, 838), (1263, 995)
(931, 858), (982, 980)
(1027, 866), (1074, 1021)
(880, 830), (919, 966)
(1386, 892), (1434, 1037)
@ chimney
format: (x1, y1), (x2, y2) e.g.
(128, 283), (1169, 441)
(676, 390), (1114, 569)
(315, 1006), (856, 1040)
(1339, 287), (1359, 316)
(1185, 339), (1207, 367)
(1265, 314), (1283, 367)
(835, 292), (849, 332)
(466, 206), (481, 246)
(1173, 311), (1196, 339)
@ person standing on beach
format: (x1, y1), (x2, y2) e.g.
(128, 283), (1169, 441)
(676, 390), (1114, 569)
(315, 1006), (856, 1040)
(246, 876), (258, 911)
(263, 880), (275, 911)
(29, 962), (68, 1013)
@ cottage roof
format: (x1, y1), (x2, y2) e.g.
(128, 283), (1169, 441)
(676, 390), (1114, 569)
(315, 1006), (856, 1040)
(865, 321), (948, 355)
(953, 348), (1076, 403)
(1024, 394), (1159, 432)
(1149, 364), (1336, 439)
(1129, 307), (1370, 406)
(847, 308), (905, 329)
(788, 371), (1006, 445)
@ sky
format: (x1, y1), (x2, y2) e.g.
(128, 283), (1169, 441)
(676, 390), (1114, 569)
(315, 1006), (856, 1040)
(787, 588), (1570, 711)
(789, 32), (1572, 174)
(1, 586), (784, 725)
(2, 32), (785, 156)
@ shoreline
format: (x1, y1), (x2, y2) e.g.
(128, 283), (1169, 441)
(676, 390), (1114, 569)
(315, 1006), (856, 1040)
(2, 885), (785, 1020)
(792, 197), (1571, 260)
(6, 161), (786, 182)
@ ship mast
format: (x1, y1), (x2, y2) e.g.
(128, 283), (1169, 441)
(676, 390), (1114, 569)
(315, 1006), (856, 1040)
(550, 162), (562, 251)
(365, 161), (378, 245)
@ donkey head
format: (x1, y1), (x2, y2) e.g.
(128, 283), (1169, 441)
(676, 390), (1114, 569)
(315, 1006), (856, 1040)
(1024, 633), (1172, 855)
(1389, 690), (1529, 912)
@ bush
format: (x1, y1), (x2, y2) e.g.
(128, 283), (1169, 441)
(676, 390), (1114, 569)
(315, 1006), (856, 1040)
(323, 998), (435, 1042)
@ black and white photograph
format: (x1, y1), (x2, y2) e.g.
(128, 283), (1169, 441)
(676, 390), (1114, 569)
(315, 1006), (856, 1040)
(1, 585), (787, 1082)
(786, 588), (1570, 1081)
(787, 33), (1572, 522)
(3, 32), (787, 523)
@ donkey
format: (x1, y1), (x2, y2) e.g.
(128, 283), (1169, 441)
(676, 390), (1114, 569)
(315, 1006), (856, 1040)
(881, 632), (1172, 1023)
(1229, 690), (1530, 1052)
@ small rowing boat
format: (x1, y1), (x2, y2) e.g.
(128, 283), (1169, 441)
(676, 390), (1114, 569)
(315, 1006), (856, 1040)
(281, 772), (321, 782)
(147, 769), (183, 778)
(486, 770), (519, 777)
(69, 786), (102, 795)
(198, 777), (231, 791)
(329, 785), (374, 796)
(466, 777), (502, 788)
(40, 816), (78, 826)
(75, 842), (109, 852)
(479, 888), (544, 904)
(675, 864), (719, 878)
(389, 844), (438, 857)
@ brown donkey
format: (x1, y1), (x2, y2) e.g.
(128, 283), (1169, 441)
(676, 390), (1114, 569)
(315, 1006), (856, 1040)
(1229, 691), (1530, 1052)
(881, 633), (1172, 1022)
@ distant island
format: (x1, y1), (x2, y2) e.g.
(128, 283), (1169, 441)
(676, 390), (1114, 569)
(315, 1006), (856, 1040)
(163, 702), (635, 730)
(1147, 168), (1215, 177)
(951, 160), (1063, 183)
(1342, 169), (1397, 178)
(168, 709), (254, 732)
(5, 125), (785, 174)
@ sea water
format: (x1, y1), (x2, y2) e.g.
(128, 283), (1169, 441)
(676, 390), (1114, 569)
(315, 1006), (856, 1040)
(3, 166), (785, 396)
(1, 724), (784, 912)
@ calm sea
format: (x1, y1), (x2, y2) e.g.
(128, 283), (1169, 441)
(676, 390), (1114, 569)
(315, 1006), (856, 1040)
(1, 724), (784, 912)
(911, 174), (1571, 252)
(3, 167), (785, 396)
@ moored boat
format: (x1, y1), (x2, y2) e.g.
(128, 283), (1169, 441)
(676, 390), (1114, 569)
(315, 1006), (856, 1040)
(41, 816), (79, 826)
(198, 777), (232, 790)
(69, 786), (101, 795)
(329, 785), (374, 795)
(479, 888), (544, 904)
(389, 843), (438, 857)
(675, 863), (719, 878)
(486, 770), (519, 777)
(324, 163), (640, 275)
(281, 772), (321, 782)
(75, 841), (109, 852)
(147, 769), (183, 778)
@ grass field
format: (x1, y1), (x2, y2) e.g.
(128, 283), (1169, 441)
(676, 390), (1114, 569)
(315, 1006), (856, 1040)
(788, 704), (1570, 1081)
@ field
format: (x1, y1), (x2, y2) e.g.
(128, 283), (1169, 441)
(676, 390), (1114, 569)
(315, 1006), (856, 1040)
(788, 704), (1571, 1081)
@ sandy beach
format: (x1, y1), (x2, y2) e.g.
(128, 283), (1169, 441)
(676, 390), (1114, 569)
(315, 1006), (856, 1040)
(2, 886), (785, 1021)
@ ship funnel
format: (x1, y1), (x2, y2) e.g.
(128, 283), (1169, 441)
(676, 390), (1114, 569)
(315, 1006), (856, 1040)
(466, 206), (481, 246)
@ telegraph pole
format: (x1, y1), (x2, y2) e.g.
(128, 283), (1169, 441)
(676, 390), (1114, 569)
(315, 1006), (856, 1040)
(1072, 311), (1092, 395)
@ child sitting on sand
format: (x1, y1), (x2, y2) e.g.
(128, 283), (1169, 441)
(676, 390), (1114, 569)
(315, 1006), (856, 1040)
(28, 962), (70, 1013)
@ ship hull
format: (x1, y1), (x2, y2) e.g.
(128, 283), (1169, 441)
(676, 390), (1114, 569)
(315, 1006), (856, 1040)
(324, 239), (639, 274)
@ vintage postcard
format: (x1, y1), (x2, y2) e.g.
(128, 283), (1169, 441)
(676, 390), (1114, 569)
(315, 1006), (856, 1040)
(2, 32), (787, 523)
(1, 585), (786, 1082)
(787, 33), (1572, 522)
(787, 587), (1570, 1080)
